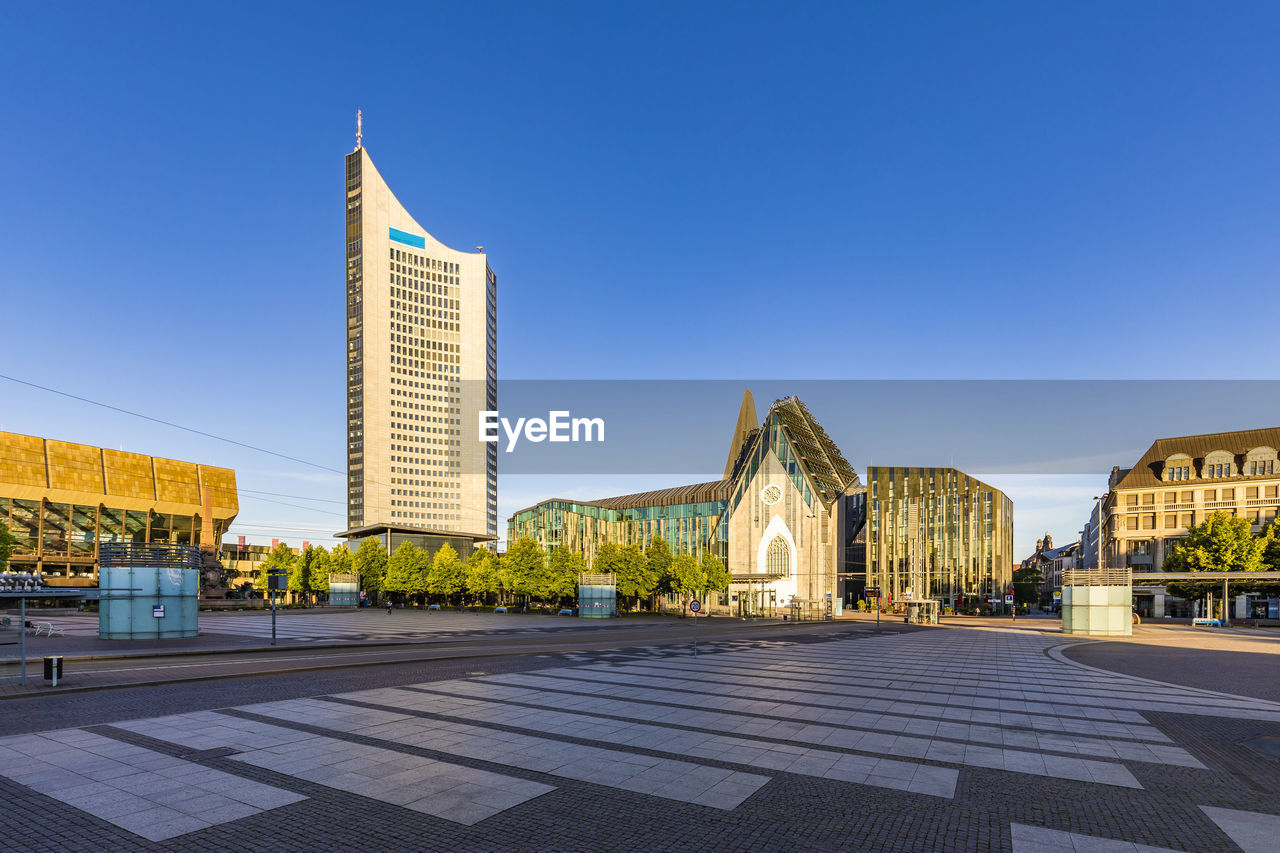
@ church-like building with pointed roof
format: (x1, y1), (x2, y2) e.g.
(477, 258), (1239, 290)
(508, 391), (1014, 616)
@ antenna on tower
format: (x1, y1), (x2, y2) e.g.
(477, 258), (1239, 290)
(355, 109), (363, 150)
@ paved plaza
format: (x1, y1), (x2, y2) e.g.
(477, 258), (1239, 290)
(3, 625), (1280, 851)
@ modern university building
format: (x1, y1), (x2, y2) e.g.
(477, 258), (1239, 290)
(339, 114), (498, 559)
(508, 391), (1014, 616)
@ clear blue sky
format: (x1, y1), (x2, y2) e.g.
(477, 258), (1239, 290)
(2, 2), (1278, 556)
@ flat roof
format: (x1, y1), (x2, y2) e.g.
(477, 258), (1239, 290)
(335, 523), (496, 541)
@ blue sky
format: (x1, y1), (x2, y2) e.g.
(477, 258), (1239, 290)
(2, 2), (1278, 556)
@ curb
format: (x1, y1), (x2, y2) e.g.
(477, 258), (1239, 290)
(0, 618), (863, 699)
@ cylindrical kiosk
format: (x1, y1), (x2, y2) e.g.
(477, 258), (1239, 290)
(98, 543), (201, 639)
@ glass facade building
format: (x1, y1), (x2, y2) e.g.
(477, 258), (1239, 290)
(0, 431), (238, 586)
(862, 466), (1014, 611)
(508, 482), (731, 568)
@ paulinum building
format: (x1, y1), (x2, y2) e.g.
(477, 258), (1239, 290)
(510, 392), (864, 616)
(341, 119), (498, 555)
(0, 430), (239, 586)
(510, 391), (1014, 616)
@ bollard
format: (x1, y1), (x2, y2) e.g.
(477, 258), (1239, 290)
(43, 655), (64, 687)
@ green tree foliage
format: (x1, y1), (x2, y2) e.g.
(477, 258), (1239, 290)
(330, 544), (354, 576)
(0, 520), (15, 570)
(308, 547), (331, 594)
(1260, 517), (1280, 595)
(646, 538), (674, 605)
(257, 542), (297, 592)
(1011, 564), (1043, 606)
(503, 537), (547, 602)
(701, 552), (731, 595)
(384, 541), (428, 601)
(354, 537), (388, 594)
(592, 541), (621, 577)
(289, 546), (317, 599)
(428, 543), (466, 601)
(1164, 511), (1266, 599)
(545, 545), (585, 602)
(616, 543), (657, 606)
(665, 553), (705, 613)
(466, 548), (501, 602)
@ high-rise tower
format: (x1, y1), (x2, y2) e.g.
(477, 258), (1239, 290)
(344, 126), (498, 537)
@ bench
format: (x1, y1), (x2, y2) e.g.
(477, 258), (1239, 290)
(29, 622), (66, 637)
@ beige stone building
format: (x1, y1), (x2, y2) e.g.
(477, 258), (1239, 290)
(343, 125), (498, 543)
(1099, 427), (1280, 617)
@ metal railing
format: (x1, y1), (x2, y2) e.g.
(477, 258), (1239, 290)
(1063, 566), (1132, 587)
(98, 542), (202, 570)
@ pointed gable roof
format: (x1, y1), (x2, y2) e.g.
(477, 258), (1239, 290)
(724, 388), (760, 478)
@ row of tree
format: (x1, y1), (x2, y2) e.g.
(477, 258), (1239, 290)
(255, 535), (732, 609)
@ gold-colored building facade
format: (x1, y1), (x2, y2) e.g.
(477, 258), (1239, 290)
(0, 431), (238, 586)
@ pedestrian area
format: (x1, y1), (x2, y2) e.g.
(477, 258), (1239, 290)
(3, 628), (1280, 851)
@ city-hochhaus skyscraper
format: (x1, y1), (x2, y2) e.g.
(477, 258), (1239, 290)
(343, 123), (498, 541)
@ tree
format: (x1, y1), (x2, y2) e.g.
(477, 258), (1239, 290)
(1164, 511), (1266, 600)
(616, 543), (657, 609)
(665, 553), (704, 614)
(308, 547), (332, 595)
(1011, 564), (1043, 607)
(289, 546), (317, 602)
(592, 542), (621, 577)
(384, 542), (429, 603)
(701, 552), (731, 599)
(545, 545), (585, 603)
(503, 537), (547, 603)
(330, 543), (354, 576)
(428, 543), (466, 602)
(0, 520), (14, 571)
(1259, 517), (1280, 596)
(354, 537), (388, 597)
(257, 542), (296, 593)
(646, 537), (673, 608)
(466, 548), (501, 603)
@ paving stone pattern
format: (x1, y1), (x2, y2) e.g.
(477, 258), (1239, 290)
(2, 626), (1280, 851)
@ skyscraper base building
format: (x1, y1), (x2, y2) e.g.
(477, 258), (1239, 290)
(342, 127), (498, 548)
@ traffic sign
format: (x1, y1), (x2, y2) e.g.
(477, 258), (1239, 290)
(1004, 594), (1014, 604)
(689, 600), (701, 613)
